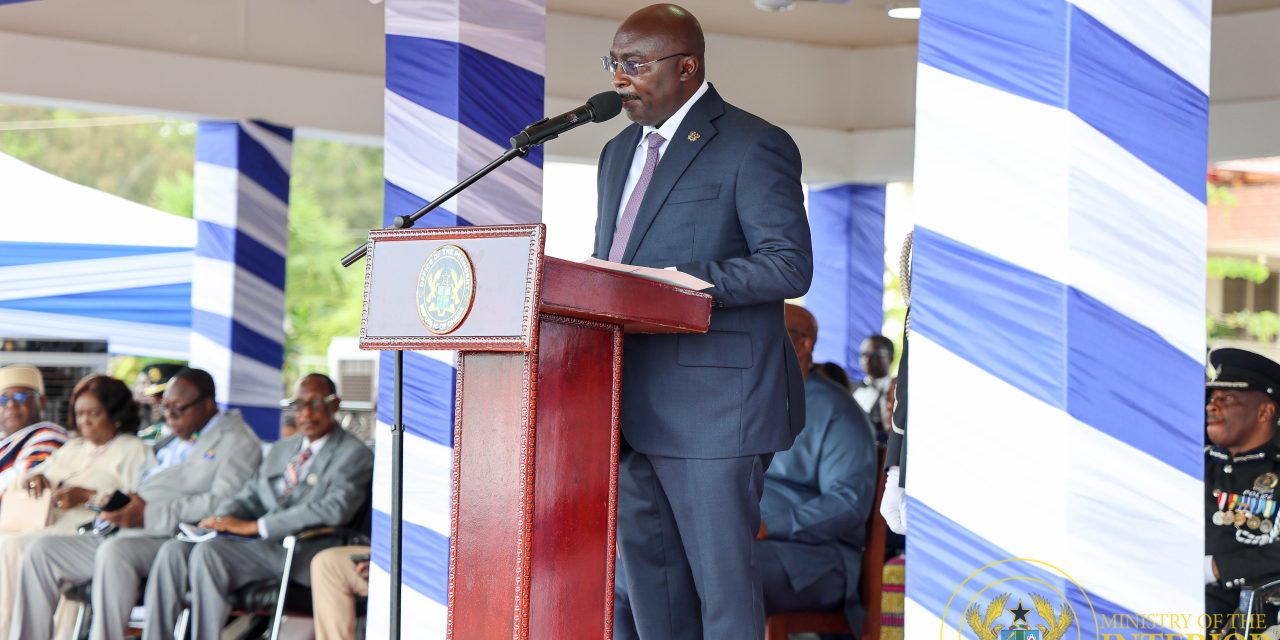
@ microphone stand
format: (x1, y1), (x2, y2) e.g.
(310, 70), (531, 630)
(340, 142), (532, 640)
(341, 144), (531, 267)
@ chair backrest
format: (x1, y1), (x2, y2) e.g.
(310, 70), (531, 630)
(860, 446), (890, 640)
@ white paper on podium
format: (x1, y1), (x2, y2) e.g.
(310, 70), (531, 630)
(581, 258), (714, 291)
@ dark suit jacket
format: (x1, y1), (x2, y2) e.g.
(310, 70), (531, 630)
(762, 374), (877, 630)
(593, 84), (813, 459)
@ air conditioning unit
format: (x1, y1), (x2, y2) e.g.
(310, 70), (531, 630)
(327, 337), (378, 404)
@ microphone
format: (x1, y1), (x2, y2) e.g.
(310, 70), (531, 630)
(509, 91), (624, 149)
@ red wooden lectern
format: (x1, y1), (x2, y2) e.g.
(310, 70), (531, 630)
(360, 224), (711, 639)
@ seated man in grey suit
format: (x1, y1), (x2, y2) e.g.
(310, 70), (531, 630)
(12, 368), (263, 640)
(615, 305), (878, 638)
(143, 373), (373, 640)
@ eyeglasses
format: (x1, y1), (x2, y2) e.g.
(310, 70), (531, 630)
(601, 52), (689, 77)
(0, 391), (37, 407)
(288, 394), (337, 414)
(161, 395), (207, 417)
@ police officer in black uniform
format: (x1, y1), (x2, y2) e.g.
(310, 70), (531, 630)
(1206, 348), (1280, 623)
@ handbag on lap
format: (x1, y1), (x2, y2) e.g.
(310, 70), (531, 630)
(0, 488), (54, 532)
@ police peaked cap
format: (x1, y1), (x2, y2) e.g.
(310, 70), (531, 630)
(141, 363), (184, 397)
(1208, 348), (1280, 407)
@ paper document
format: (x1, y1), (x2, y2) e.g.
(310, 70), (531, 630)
(582, 258), (713, 291)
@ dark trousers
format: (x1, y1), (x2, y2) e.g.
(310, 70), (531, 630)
(613, 440), (768, 640)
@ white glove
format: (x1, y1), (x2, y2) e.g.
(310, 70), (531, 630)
(880, 466), (907, 535)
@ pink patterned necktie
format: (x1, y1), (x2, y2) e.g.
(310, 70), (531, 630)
(609, 132), (666, 262)
(282, 446), (312, 497)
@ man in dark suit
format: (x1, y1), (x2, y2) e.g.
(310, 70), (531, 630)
(141, 374), (373, 640)
(596, 5), (812, 638)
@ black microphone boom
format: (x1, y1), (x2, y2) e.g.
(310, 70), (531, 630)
(341, 92), (623, 268)
(509, 91), (623, 149)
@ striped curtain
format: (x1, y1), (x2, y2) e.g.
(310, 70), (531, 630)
(366, 1), (545, 637)
(190, 120), (293, 439)
(906, 0), (1208, 636)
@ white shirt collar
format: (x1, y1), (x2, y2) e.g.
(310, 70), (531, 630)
(638, 80), (710, 148)
(301, 432), (330, 455)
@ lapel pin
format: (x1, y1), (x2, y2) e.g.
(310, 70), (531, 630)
(307, 474), (319, 486)
(687, 131), (700, 142)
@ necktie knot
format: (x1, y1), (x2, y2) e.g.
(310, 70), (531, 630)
(646, 132), (665, 149)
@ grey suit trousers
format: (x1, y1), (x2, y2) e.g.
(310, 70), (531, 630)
(144, 538), (285, 640)
(614, 446), (767, 640)
(13, 533), (167, 640)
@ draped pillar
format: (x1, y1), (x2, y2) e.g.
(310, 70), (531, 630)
(907, 0), (1208, 636)
(367, 1), (545, 637)
(807, 183), (887, 380)
(189, 120), (292, 440)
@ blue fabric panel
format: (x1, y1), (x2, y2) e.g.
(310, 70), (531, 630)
(1066, 8), (1209, 202)
(910, 227), (1067, 409)
(908, 497), (1173, 638)
(193, 221), (286, 291)
(195, 121), (292, 204)
(918, 0), (1067, 107)
(371, 508), (450, 605)
(382, 181), (473, 229)
(385, 35), (545, 168)
(226, 403), (282, 442)
(0, 283), (192, 327)
(0, 242), (188, 268)
(0, 1), (37, 5)
(807, 184), (886, 381)
(1066, 290), (1202, 478)
(914, 228), (1199, 478)
(190, 309), (284, 369)
(376, 351), (456, 447)
(252, 119), (295, 143)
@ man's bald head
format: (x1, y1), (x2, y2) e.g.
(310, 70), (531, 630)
(610, 4), (706, 126)
(784, 304), (818, 375)
(618, 4), (706, 66)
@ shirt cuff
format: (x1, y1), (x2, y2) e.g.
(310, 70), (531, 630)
(258, 518), (269, 539)
(1205, 555), (1217, 585)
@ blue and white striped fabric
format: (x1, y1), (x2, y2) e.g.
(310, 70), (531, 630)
(807, 183), (886, 381)
(367, 1), (544, 637)
(189, 120), (292, 440)
(908, 0), (1208, 636)
(0, 152), (195, 358)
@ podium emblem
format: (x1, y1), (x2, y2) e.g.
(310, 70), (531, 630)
(416, 244), (476, 334)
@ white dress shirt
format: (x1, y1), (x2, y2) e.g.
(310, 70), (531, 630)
(616, 80), (711, 223)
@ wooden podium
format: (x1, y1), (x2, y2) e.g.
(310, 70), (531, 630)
(360, 224), (712, 639)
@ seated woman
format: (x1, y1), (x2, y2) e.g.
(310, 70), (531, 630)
(0, 375), (154, 634)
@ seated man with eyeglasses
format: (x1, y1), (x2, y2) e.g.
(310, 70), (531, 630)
(143, 373), (373, 640)
(11, 368), (264, 640)
(0, 364), (68, 497)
